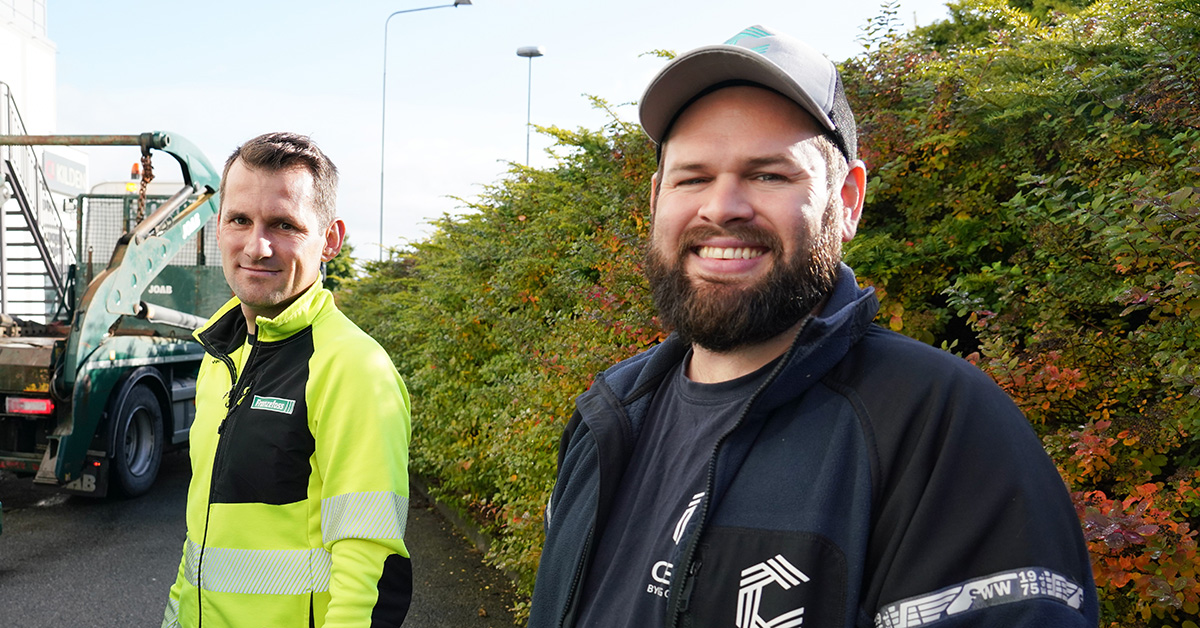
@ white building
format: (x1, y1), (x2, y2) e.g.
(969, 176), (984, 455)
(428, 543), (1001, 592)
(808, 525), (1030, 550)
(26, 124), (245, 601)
(1, 0), (54, 131)
(1, 0), (85, 322)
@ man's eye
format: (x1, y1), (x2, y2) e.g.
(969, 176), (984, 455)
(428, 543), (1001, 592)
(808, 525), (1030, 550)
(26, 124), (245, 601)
(756, 173), (786, 182)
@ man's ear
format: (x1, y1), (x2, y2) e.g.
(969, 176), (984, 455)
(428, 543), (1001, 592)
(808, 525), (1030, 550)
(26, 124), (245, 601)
(322, 218), (347, 262)
(839, 160), (867, 243)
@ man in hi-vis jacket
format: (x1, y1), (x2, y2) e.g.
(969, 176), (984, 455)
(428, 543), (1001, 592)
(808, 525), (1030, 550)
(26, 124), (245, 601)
(163, 132), (412, 628)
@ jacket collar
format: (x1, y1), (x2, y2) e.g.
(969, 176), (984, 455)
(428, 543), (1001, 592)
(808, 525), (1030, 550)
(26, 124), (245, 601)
(754, 263), (878, 412)
(195, 281), (333, 356)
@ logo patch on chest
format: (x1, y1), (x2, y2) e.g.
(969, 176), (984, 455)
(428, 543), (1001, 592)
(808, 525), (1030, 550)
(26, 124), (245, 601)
(684, 528), (848, 627)
(250, 395), (297, 414)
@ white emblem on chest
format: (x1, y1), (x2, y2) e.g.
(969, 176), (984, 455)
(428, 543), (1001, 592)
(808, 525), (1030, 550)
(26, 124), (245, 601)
(738, 554), (810, 628)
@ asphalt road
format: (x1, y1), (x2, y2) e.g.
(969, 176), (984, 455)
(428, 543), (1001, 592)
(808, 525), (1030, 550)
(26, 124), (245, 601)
(0, 450), (518, 627)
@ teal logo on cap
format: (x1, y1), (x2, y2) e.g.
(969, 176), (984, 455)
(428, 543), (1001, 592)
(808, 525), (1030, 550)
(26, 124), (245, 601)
(251, 395), (296, 414)
(725, 25), (773, 47)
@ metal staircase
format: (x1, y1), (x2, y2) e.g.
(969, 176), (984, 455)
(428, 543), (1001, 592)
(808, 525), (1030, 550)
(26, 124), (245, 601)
(0, 81), (77, 323)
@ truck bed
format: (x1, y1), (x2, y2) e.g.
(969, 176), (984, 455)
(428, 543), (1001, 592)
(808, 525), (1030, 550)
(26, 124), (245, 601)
(0, 336), (60, 394)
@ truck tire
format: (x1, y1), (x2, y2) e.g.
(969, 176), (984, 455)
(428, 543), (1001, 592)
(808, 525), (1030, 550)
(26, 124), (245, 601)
(110, 384), (164, 498)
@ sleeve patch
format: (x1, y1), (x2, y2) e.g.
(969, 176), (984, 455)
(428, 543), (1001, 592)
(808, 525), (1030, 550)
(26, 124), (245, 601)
(322, 491), (409, 544)
(875, 567), (1085, 628)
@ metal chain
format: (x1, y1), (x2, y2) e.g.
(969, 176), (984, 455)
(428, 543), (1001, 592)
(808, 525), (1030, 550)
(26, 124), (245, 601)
(136, 151), (154, 223)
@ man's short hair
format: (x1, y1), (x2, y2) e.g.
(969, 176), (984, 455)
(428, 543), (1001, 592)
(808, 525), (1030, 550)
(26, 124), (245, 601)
(219, 132), (339, 228)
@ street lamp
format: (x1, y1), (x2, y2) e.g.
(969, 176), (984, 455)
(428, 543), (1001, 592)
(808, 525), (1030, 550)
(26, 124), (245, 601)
(379, 0), (472, 261)
(516, 45), (544, 167)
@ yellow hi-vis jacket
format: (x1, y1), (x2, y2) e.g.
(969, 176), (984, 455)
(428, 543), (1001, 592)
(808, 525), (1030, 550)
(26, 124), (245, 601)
(162, 283), (412, 627)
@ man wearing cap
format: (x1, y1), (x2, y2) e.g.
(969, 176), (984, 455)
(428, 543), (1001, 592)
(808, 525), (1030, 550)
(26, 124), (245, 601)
(526, 26), (1098, 628)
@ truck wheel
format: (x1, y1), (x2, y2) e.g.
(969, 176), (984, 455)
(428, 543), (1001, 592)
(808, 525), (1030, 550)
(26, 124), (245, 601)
(110, 385), (164, 498)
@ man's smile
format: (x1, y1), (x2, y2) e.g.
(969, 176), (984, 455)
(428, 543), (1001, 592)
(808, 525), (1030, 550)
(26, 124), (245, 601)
(237, 265), (280, 276)
(695, 245), (767, 260)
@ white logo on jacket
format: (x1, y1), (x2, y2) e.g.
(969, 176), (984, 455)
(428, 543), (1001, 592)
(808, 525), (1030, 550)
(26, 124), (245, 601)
(673, 492), (705, 543)
(737, 554), (810, 628)
(645, 491), (706, 598)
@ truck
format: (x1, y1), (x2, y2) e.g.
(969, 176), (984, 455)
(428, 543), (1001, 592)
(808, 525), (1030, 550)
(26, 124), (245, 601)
(0, 129), (229, 498)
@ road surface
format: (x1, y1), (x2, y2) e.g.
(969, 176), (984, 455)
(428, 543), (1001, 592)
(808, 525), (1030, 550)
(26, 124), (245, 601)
(0, 450), (518, 627)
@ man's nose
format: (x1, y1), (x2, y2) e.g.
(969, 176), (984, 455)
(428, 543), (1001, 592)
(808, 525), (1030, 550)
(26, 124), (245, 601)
(697, 176), (754, 225)
(246, 230), (273, 259)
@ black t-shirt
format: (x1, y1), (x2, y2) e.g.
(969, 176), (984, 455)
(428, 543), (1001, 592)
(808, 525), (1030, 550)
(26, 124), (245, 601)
(574, 354), (777, 628)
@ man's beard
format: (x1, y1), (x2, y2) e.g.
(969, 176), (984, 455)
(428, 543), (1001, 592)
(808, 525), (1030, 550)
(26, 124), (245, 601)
(644, 205), (842, 353)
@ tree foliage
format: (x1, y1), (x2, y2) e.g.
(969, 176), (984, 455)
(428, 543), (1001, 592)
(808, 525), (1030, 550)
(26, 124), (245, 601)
(339, 106), (661, 601)
(340, 0), (1200, 623)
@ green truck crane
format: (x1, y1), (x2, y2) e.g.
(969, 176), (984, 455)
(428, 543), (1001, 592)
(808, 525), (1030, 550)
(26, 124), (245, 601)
(0, 131), (229, 499)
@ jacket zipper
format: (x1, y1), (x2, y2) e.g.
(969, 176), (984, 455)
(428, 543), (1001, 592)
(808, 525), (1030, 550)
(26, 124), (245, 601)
(664, 344), (795, 628)
(557, 524), (596, 628)
(195, 325), (260, 626)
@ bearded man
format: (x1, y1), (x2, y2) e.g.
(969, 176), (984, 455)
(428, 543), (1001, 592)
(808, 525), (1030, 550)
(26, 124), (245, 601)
(527, 26), (1099, 628)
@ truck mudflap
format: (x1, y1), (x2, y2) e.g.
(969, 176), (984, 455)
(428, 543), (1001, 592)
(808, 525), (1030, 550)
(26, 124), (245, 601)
(35, 445), (110, 496)
(60, 450), (109, 497)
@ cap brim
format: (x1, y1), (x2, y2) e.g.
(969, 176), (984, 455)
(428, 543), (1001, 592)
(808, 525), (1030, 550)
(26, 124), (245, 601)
(639, 45), (836, 144)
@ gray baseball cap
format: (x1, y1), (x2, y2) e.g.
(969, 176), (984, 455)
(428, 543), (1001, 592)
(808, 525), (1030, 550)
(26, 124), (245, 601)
(639, 25), (857, 162)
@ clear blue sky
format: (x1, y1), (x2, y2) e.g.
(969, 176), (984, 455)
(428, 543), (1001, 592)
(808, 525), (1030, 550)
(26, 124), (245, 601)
(49, 0), (949, 259)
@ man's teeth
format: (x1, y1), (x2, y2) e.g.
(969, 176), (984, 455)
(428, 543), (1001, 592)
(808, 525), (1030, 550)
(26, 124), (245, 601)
(697, 246), (765, 260)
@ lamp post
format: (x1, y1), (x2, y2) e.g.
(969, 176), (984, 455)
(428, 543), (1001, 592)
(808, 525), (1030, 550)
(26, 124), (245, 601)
(379, 0), (472, 261)
(516, 45), (544, 167)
